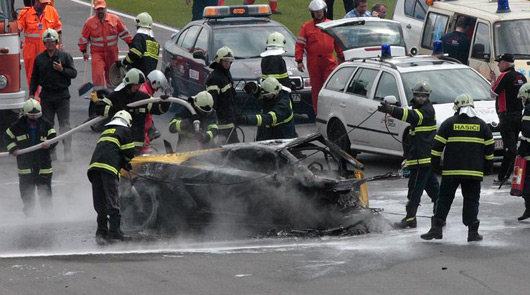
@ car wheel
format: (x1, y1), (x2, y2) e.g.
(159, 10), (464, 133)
(327, 120), (358, 157)
(121, 179), (160, 231)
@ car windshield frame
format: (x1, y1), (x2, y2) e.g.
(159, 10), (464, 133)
(494, 20), (530, 58)
(324, 21), (406, 50)
(401, 68), (492, 104)
(212, 25), (296, 59)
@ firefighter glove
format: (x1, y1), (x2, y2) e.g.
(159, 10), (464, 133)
(377, 102), (393, 114)
(244, 82), (258, 95)
(235, 116), (248, 125)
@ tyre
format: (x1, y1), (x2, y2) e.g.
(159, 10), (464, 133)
(120, 179), (159, 231)
(327, 120), (357, 157)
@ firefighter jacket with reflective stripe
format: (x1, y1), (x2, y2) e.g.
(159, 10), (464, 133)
(78, 13), (132, 53)
(3, 117), (57, 175)
(95, 88), (170, 147)
(88, 125), (135, 178)
(17, 5), (62, 39)
(261, 55), (291, 89)
(122, 33), (159, 76)
(518, 103), (530, 158)
(29, 49), (77, 100)
(389, 100), (437, 168)
(169, 106), (218, 144)
(246, 90), (296, 141)
(206, 64), (237, 127)
(432, 114), (494, 180)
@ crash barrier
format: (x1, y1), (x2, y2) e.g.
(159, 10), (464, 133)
(0, 97), (196, 158)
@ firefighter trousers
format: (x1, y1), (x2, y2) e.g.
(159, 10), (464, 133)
(406, 166), (440, 208)
(41, 98), (72, 154)
(434, 177), (481, 226)
(89, 170), (120, 217)
(19, 172), (52, 216)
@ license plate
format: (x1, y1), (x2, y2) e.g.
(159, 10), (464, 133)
(291, 93), (301, 102)
(494, 139), (503, 149)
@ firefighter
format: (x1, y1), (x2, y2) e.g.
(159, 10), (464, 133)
(261, 32), (291, 89)
(29, 28), (77, 162)
(115, 12), (159, 77)
(244, 0), (281, 14)
(516, 83), (530, 221)
(421, 94), (494, 242)
(378, 81), (440, 229)
(169, 91), (218, 152)
(295, 0), (344, 115)
(78, 0), (133, 91)
(490, 53), (527, 185)
(17, 0), (62, 88)
(95, 68), (170, 155)
(3, 99), (57, 216)
(139, 70), (169, 154)
(206, 46), (239, 144)
(88, 110), (135, 242)
(238, 77), (296, 141)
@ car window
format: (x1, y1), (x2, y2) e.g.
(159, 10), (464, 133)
(404, 0), (426, 20)
(401, 68), (491, 104)
(326, 22), (406, 49)
(346, 68), (378, 97)
(471, 22), (490, 60)
(194, 28), (208, 54)
(325, 67), (356, 92)
(374, 72), (400, 102)
(175, 28), (188, 47)
(421, 12), (449, 49)
(181, 25), (201, 51)
(213, 26), (295, 58)
(494, 20), (530, 57)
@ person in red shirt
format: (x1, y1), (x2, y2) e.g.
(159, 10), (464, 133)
(295, 0), (343, 116)
(78, 0), (132, 91)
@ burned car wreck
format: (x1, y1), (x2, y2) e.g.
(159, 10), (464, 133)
(120, 133), (381, 237)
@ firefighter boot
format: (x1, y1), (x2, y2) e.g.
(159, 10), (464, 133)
(394, 206), (418, 229)
(518, 196), (530, 221)
(95, 215), (108, 239)
(467, 220), (483, 242)
(107, 215), (132, 241)
(420, 217), (444, 240)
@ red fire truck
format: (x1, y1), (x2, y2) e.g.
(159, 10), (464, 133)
(0, 0), (25, 151)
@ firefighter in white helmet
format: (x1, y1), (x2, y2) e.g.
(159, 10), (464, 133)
(206, 46), (239, 144)
(3, 99), (58, 216)
(516, 83), (530, 221)
(169, 91), (218, 151)
(88, 110), (135, 242)
(238, 77), (296, 141)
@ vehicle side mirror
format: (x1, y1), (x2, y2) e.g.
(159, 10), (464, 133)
(192, 50), (206, 61)
(409, 47), (418, 56)
(384, 95), (398, 105)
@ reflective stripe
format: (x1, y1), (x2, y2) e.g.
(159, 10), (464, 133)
(39, 168), (52, 174)
(120, 34), (132, 40)
(98, 136), (121, 147)
(268, 111), (278, 125)
(485, 154), (494, 160)
(401, 108), (408, 121)
(104, 105), (111, 117)
(435, 135), (447, 144)
(134, 141), (144, 147)
(48, 129), (56, 136)
(6, 128), (15, 139)
(414, 109), (423, 125)
(206, 130), (213, 139)
(7, 142), (17, 150)
(263, 72), (289, 79)
(218, 123), (235, 129)
(89, 162), (118, 175)
(24, 33), (41, 38)
(118, 30), (129, 37)
(91, 43), (104, 47)
(442, 170), (483, 178)
(484, 138), (494, 145)
(16, 134), (28, 141)
(406, 158), (431, 166)
(125, 54), (133, 63)
(80, 36), (88, 43)
(296, 37), (306, 45)
(410, 125), (436, 135)
(121, 142), (135, 150)
(523, 115), (530, 121)
(431, 150), (442, 156)
(107, 40), (118, 46)
(130, 47), (142, 57)
(90, 36), (104, 41)
(447, 137), (485, 144)
(220, 83), (232, 93)
(143, 52), (159, 60)
(521, 135), (530, 143)
(256, 114), (263, 126)
(207, 85), (220, 93)
(208, 124), (218, 130)
(18, 168), (32, 175)
(102, 98), (113, 106)
(106, 34), (118, 40)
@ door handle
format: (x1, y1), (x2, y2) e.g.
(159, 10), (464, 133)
(406, 24), (412, 29)
(340, 102), (346, 108)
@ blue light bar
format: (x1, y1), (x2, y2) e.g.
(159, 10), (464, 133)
(381, 44), (391, 59)
(497, 0), (511, 13)
(433, 40), (443, 55)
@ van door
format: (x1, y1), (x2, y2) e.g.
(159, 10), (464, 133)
(419, 11), (451, 53)
(393, 0), (428, 49)
(469, 21), (493, 81)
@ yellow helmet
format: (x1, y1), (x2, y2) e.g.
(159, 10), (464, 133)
(123, 68), (146, 86)
(23, 99), (42, 118)
(111, 110), (133, 127)
(192, 91), (214, 113)
(267, 32), (286, 48)
(453, 93), (474, 111)
(261, 77), (282, 97)
(135, 12), (153, 29)
(518, 82), (530, 100)
(214, 46), (235, 64)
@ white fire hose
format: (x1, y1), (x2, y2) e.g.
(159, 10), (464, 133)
(0, 97), (196, 158)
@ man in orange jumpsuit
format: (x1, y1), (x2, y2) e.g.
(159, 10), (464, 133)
(78, 0), (132, 91)
(18, 0), (62, 88)
(243, 0), (280, 14)
(295, 0), (343, 115)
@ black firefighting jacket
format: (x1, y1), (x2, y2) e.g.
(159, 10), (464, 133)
(169, 105), (219, 146)
(206, 64), (237, 130)
(95, 88), (169, 148)
(4, 117), (57, 175)
(431, 113), (494, 180)
(122, 33), (159, 76)
(388, 100), (437, 169)
(88, 124), (135, 178)
(261, 55), (291, 89)
(246, 90), (296, 141)
(518, 103), (530, 158)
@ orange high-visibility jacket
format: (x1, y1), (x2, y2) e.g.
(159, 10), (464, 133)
(295, 19), (343, 62)
(17, 5), (62, 41)
(78, 13), (133, 53)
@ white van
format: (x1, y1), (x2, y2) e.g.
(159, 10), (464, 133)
(392, 0), (428, 49)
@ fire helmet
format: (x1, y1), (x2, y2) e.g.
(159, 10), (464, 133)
(214, 46), (235, 64)
(518, 82), (530, 101)
(308, 0), (327, 13)
(147, 70), (169, 91)
(453, 93), (474, 111)
(135, 12), (153, 29)
(109, 110), (133, 128)
(123, 68), (146, 86)
(192, 91), (214, 113)
(411, 81), (432, 96)
(42, 28), (59, 43)
(23, 99), (42, 119)
(267, 32), (286, 48)
(261, 77), (282, 97)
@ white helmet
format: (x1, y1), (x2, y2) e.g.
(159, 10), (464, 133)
(518, 82), (530, 101)
(23, 99), (42, 119)
(453, 93), (474, 111)
(135, 12), (153, 29)
(123, 68), (146, 86)
(411, 81), (432, 96)
(106, 110), (132, 127)
(214, 46), (235, 64)
(192, 91), (214, 113)
(42, 28), (59, 43)
(261, 77), (282, 98)
(147, 70), (169, 91)
(308, 0), (327, 13)
(267, 32), (286, 48)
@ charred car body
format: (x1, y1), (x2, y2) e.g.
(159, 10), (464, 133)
(119, 134), (375, 236)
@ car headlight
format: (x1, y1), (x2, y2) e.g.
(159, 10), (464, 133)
(303, 78), (311, 88)
(0, 75), (7, 90)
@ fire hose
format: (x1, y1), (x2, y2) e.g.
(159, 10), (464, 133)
(0, 97), (197, 158)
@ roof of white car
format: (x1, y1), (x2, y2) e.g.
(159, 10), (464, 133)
(345, 55), (471, 73)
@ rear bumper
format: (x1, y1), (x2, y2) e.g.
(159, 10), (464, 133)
(0, 90), (25, 110)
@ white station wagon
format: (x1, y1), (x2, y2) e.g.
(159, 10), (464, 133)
(316, 54), (502, 159)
